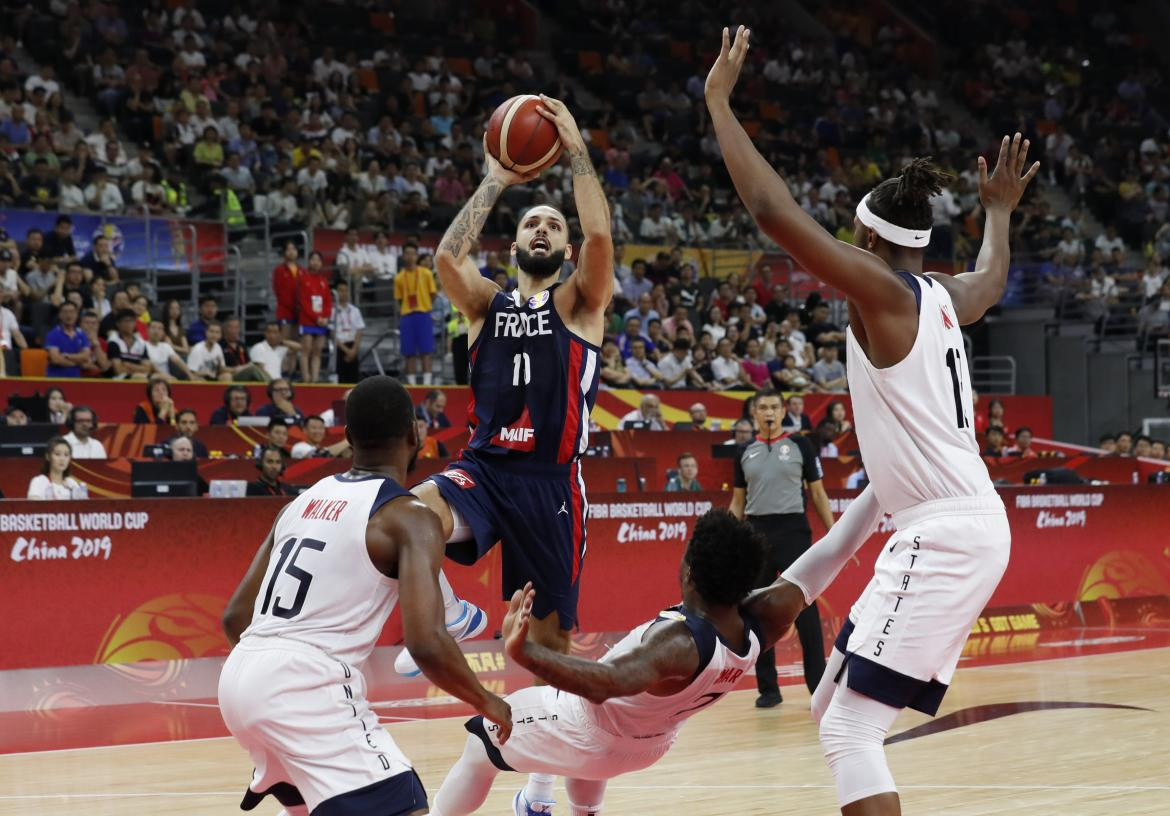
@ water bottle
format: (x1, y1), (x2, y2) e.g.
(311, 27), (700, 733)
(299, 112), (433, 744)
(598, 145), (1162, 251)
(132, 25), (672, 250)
(616, 477), (627, 493)
(72, 482), (89, 500)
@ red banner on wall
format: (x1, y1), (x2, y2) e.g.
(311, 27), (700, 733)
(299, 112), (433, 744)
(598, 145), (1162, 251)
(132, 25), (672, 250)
(2, 486), (1167, 671)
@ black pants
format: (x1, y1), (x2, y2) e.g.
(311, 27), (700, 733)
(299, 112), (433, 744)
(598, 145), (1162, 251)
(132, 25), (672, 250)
(747, 513), (826, 695)
(336, 346), (360, 384)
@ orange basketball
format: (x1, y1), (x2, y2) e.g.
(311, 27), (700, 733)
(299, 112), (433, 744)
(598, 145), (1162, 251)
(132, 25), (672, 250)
(486, 94), (563, 174)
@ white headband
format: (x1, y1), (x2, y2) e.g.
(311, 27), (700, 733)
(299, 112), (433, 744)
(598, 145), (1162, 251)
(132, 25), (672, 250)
(856, 194), (931, 248)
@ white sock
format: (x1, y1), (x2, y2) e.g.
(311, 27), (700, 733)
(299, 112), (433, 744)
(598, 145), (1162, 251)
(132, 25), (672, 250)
(439, 570), (464, 627)
(432, 735), (500, 816)
(423, 371), (433, 384)
(525, 773), (556, 804)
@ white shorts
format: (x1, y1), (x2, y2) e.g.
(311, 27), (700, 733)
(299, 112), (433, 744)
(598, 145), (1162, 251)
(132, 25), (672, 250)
(218, 636), (425, 814)
(467, 686), (676, 781)
(836, 496), (1010, 715)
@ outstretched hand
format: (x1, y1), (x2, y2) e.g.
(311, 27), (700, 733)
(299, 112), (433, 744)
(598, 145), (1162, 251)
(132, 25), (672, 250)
(979, 133), (1040, 213)
(535, 94), (585, 153)
(502, 582), (536, 666)
(705, 25), (751, 103)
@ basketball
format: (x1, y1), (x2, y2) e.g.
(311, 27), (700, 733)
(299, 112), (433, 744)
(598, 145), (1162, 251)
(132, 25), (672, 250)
(485, 94), (563, 174)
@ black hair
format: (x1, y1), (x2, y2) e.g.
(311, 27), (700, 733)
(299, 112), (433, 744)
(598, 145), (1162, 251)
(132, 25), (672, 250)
(754, 387), (781, 403)
(345, 375), (415, 448)
(302, 414), (326, 427)
(199, 295), (217, 306)
(672, 337), (691, 351)
(267, 416), (285, 430)
(865, 158), (950, 232)
(114, 308), (136, 323)
(1098, 433), (1116, 443)
(1118, 430), (1133, 440)
(55, 215), (72, 226)
(684, 510), (764, 606)
(176, 408), (197, 422)
(677, 451), (696, 465)
(1015, 426), (1033, 436)
(986, 425), (1004, 435)
(1136, 434), (1152, 445)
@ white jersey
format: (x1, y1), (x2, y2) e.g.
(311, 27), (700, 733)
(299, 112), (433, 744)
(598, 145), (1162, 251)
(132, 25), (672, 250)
(240, 473), (411, 665)
(846, 272), (995, 515)
(585, 606), (762, 740)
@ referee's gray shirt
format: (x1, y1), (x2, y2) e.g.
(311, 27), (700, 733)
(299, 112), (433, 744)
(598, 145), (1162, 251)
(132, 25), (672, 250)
(734, 434), (823, 516)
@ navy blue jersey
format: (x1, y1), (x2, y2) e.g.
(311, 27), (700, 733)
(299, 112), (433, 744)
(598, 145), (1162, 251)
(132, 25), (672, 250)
(466, 284), (600, 465)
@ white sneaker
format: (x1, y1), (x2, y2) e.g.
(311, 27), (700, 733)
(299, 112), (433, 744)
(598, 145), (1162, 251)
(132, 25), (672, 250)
(513, 790), (555, 815)
(393, 599), (488, 677)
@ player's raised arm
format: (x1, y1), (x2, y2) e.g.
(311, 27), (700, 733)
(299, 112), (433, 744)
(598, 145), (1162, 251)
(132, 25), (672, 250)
(704, 27), (905, 309)
(381, 499), (513, 742)
(435, 143), (541, 323)
(743, 485), (884, 648)
(222, 506), (288, 645)
(536, 95), (614, 311)
(504, 584), (698, 704)
(928, 134), (1040, 324)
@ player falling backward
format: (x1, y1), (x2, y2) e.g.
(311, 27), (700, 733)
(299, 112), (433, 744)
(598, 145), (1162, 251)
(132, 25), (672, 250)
(399, 96), (613, 814)
(707, 26), (1040, 816)
(218, 377), (512, 816)
(428, 494), (885, 816)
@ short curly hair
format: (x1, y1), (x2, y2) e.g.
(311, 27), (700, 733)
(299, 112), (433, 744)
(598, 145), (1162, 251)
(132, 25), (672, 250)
(684, 510), (765, 607)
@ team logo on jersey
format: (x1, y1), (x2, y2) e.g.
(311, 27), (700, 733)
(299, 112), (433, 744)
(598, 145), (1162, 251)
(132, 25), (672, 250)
(527, 290), (550, 309)
(779, 444), (791, 459)
(440, 469), (476, 489)
(658, 610), (687, 622)
(941, 305), (955, 329)
(495, 406), (537, 451)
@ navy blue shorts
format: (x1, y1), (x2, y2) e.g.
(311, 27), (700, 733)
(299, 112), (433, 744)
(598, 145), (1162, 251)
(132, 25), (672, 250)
(428, 451), (588, 630)
(400, 312), (434, 357)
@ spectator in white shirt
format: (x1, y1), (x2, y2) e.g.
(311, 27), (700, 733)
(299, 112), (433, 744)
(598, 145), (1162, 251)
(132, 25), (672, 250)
(624, 338), (662, 388)
(367, 231), (397, 279)
(619, 393), (668, 430)
(710, 337), (748, 389)
(337, 228), (376, 283)
(59, 164), (86, 211)
(332, 281), (365, 384)
(639, 203), (676, 241)
(1095, 225), (1127, 256)
(0, 303), (27, 376)
(187, 321), (228, 380)
(63, 406), (107, 459)
(144, 320), (196, 379)
(291, 415), (350, 459)
(657, 338), (704, 389)
(85, 169), (124, 213)
(296, 156), (329, 196)
(250, 321), (300, 380)
(27, 437), (85, 500)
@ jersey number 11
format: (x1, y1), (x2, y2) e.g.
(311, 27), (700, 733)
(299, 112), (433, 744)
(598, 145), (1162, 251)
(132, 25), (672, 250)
(944, 348), (970, 429)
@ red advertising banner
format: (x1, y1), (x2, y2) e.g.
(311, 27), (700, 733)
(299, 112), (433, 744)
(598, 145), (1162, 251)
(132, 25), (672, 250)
(2, 486), (1167, 671)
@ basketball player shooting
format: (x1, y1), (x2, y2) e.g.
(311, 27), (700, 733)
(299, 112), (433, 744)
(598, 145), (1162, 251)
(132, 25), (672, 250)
(706, 25), (1039, 816)
(217, 377), (511, 816)
(402, 95), (613, 814)
(428, 491), (885, 816)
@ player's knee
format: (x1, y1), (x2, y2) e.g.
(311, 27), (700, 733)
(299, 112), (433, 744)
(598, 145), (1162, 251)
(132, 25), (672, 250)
(818, 690), (898, 806)
(565, 778), (605, 815)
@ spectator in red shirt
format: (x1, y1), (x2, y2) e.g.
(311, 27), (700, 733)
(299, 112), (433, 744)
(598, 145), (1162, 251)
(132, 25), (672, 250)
(751, 264), (777, 306)
(297, 250), (332, 383)
(272, 239), (302, 344)
(1006, 426), (1038, 458)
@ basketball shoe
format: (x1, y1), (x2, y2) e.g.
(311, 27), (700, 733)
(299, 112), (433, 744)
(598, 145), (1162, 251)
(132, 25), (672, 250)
(393, 599), (488, 676)
(513, 790), (556, 815)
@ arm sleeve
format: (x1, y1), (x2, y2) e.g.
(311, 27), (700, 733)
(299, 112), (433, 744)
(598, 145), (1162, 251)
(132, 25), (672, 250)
(733, 447), (748, 488)
(781, 484), (883, 604)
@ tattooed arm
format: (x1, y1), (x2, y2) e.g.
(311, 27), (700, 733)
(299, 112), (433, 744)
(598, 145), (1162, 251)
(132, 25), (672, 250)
(536, 95), (614, 313)
(435, 141), (541, 322)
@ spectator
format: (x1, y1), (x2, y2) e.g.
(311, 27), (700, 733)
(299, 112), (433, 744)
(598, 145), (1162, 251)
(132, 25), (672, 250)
(983, 426), (1007, 457)
(825, 400), (853, 434)
(220, 316), (267, 381)
(298, 251), (332, 383)
(620, 394), (667, 430)
(415, 390), (451, 430)
(337, 228), (376, 284)
(1098, 433), (1117, 455)
(160, 300), (189, 357)
(1134, 435), (1153, 459)
(272, 241), (303, 345)
(333, 281), (365, 384)
(134, 377), (176, 425)
(77, 310), (112, 378)
(1116, 432), (1134, 456)
(658, 338), (703, 390)
(79, 235), (120, 283)
(5, 406), (29, 426)
(1006, 426), (1039, 458)
(1151, 440), (1167, 461)
(264, 417), (291, 455)
(0, 301), (28, 376)
(815, 419), (840, 458)
(985, 399), (1006, 430)
(63, 406), (106, 459)
(186, 295), (219, 344)
(27, 437), (85, 500)
(625, 338), (663, 388)
(780, 395), (812, 431)
(250, 321), (300, 381)
(599, 339), (632, 387)
(246, 445), (296, 496)
(144, 320), (196, 380)
(688, 402), (710, 429)
(45, 302), (90, 378)
(394, 243), (436, 385)
(711, 337), (750, 390)
(811, 345), (848, 392)
(740, 338), (770, 389)
(46, 387), (72, 425)
(43, 215), (78, 264)
(210, 385), (252, 426)
(257, 379), (305, 425)
(701, 305), (728, 343)
(618, 316), (650, 360)
(727, 417), (756, 447)
(168, 409), (209, 458)
(84, 167), (124, 213)
(665, 452), (703, 492)
(804, 302), (845, 350)
(621, 259), (654, 302)
(186, 320), (227, 380)
(291, 415), (350, 459)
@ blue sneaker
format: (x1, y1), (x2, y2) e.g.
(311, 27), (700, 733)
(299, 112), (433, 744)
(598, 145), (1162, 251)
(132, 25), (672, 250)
(393, 599), (488, 677)
(513, 790), (555, 815)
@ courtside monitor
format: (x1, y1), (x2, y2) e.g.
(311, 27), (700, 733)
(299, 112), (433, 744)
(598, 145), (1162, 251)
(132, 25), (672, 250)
(130, 460), (200, 497)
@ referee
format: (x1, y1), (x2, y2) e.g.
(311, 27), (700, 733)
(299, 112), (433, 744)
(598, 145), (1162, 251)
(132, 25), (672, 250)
(730, 389), (835, 708)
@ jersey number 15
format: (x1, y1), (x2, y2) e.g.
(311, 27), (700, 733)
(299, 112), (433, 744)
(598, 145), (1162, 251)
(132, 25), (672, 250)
(260, 536), (326, 620)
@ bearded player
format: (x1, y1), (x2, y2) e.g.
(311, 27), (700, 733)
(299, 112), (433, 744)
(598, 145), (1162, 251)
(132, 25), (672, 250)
(707, 26), (1039, 816)
(398, 95), (613, 815)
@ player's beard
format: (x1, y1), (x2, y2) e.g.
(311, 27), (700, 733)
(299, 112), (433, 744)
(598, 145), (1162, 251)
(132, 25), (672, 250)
(515, 248), (565, 281)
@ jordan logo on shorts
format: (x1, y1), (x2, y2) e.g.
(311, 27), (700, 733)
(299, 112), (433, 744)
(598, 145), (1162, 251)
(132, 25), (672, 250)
(557, 502), (568, 515)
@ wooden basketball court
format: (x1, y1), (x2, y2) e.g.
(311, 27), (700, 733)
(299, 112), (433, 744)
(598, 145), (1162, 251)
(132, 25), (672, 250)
(2, 642), (1167, 815)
